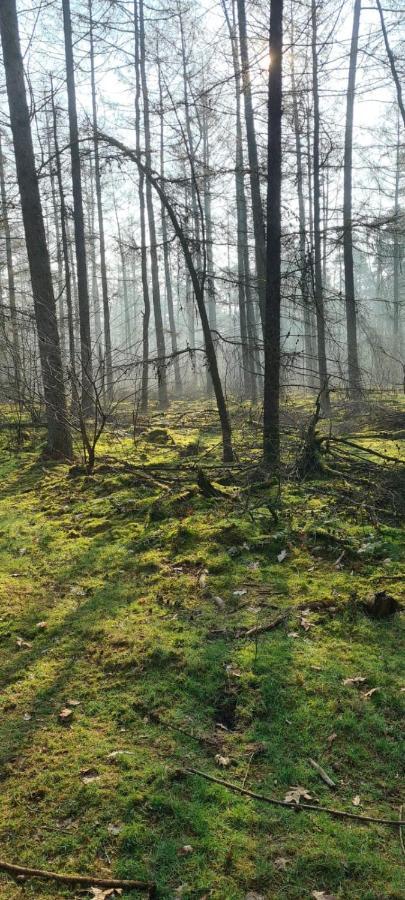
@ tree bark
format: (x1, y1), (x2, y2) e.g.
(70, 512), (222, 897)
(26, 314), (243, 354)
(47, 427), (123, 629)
(343, 0), (362, 397)
(89, 0), (113, 399)
(134, 0), (150, 411)
(263, 0), (283, 467)
(0, 130), (20, 392)
(376, 0), (405, 129)
(236, 0), (266, 328)
(311, 0), (330, 414)
(62, 0), (94, 417)
(0, 0), (72, 458)
(138, 0), (168, 409)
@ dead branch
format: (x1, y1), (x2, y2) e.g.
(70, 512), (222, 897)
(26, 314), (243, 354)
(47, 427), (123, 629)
(0, 860), (155, 895)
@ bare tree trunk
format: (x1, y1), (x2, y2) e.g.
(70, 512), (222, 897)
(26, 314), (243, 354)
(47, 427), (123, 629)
(236, 0), (266, 328)
(62, 0), (94, 417)
(0, 130), (20, 392)
(263, 0), (283, 468)
(376, 0), (405, 129)
(87, 154), (103, 354)
(50, 81), (77, 389)
(138, 0), (168, 409)
(89, 0), (113, 399)
(134, 0), (150, 411)
(311, 0), (330, 414)
(393, 115), (402, 377)
(44, 103), (65, 360)
(0, 0), (72, 458)
(343, 0), (362, 398)
(290, 48), (317, 391)
(158, 57), (181, 394)
(201, 93), (218, 397)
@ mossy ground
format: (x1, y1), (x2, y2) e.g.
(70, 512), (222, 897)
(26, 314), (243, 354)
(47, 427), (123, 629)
(0, 398), (404, 899)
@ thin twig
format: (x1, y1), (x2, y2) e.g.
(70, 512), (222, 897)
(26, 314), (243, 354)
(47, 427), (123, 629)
(186, 768), (405, 828)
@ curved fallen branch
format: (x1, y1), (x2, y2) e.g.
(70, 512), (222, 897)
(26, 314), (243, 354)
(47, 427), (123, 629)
(186, 768), (405, 828)
(0, 860), (156, 896)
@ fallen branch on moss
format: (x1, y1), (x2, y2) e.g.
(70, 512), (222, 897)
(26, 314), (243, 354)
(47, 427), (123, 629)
(0, 860), (156, 895)
(186, 768), (405, 828)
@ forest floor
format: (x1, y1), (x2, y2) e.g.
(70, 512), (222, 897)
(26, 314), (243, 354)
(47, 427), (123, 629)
(0, 395), (404, 900)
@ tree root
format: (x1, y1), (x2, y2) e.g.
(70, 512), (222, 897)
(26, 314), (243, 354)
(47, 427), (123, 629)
(186, 768), (405, 828)
(0, 860), (156, 895)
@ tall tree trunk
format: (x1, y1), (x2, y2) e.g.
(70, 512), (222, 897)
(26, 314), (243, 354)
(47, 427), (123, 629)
(236, 0), (266, 328)
(0, 0), (72, 457)
(62, 0), (94, 417)
(87, 154), (103, 354)
(0, 130), (20, 392)
(290, 44), (317, 391)
(393, 115), (402, 378)
(376, 0), (405, 129)
(44, 103), (65, 360)
(343, 0), (362, 397)
(263, 0), (283, 467)
(201, 93), (218, 397)
(311, 0), (330, 414)
(158, 58), (181, 394)
(50, 80), (77, 389)
(134, 0), (150, 411)
(89, 0), (113, 399)
(138, 0), (168, 409)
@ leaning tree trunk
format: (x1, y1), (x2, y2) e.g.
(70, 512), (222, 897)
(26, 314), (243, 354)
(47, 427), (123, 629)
(343, 0), (362, 398)
(62, 0), (94, 417)
(89, 0), (113, 400)
(236, 0), (266, 328)
(0, 0), (72, 458)
(138, 0), (168, 409)
(311, 0), (330, 414)
(134, 0), (150, 411)
(98, 131), (234, 463)
(376, 0), (405, 129)
(263, 0), (283, 468)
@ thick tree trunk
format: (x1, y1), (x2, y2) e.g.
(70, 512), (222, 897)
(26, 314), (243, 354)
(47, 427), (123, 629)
(138, 0), (168, 409)
(263, 0), (283, 468)
(236, 0), (266, 328)
(0, 0), (72, 458)
(134, 0), (150, 411)
(311, 0), (330, 414)
(89, 0), (113, 399)
(376, 0), (405, 129)
(343, 0), (362, 397)
(62, 0), (94, 417)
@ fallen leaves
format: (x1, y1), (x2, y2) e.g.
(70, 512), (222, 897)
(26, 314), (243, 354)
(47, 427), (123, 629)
(215, 754), (231, 768)
(343, 676), (367, 686)
(178, 844), (193, 855)
(284, 786), (314, 804)
(274, 857), (288, 870)
(312, 893), (337, 900)
(277, 549), (288, 563)
(88, 889), (122, 900)
(361, 687), (380, 700)
(16, 637), (32, 650)
(352, 795), (361, 806)
(58, 707), (73, 723)
(80, 767), (101, 784)
(326, 732), (337, 747)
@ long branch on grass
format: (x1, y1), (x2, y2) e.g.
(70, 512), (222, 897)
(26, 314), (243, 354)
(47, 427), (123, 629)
(186, 768), (405, 828)
(0, 861), (155, 895)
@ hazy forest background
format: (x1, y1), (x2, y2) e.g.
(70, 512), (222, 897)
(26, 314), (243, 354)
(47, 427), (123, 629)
(0, 0), (404, 898)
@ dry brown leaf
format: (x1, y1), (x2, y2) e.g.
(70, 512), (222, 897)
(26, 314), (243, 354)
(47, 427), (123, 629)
(88, 889), (122, 900)
(284, 786), (314, 804)
(215, 754), (231, 768)
(274, 857), (288, 870)
(300, 616), (313, 631)
(343, 676), (367, 686)
(361, 687), (380, 700)
(67, 699), (81, 706)
(312, 893), (337, 900)
(326, 732), (337, 747)
(287, 631), (299, 639)
(178, 844), (193, 855)
(58, 707), (73, 723)
(277, 549), (288, 563)
(245, 893), (265, 900)
(36, 621), (47, 629)
(16, 637), (32, 649)
(107, 823), (122, 835)
(352, 795), (361, 806)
